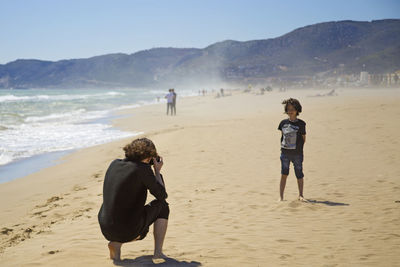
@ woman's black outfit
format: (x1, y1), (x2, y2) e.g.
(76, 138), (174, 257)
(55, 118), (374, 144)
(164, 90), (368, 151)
(98, 159), (169, 243)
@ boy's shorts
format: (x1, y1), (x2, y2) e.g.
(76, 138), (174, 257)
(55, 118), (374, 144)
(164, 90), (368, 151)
(280, 153), (304, 179)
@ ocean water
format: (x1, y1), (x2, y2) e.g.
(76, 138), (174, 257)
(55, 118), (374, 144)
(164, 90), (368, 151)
(0, 88), (195, 180)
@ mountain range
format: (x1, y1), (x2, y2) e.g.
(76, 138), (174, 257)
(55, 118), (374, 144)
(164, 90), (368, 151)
(1, 19), (399, 89)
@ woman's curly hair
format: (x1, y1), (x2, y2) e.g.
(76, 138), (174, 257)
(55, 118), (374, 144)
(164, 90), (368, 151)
(123, 138), (157, 162)
(282, 98), (302, 115)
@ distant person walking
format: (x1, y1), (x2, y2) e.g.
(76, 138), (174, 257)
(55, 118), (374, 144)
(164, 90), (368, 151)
(165, 89), (174, 116)
(171, 89), (177, 116)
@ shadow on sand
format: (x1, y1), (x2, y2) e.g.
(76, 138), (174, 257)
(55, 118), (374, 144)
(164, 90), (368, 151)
(113, 255), (202, 266)
(307, 199), (350, 206)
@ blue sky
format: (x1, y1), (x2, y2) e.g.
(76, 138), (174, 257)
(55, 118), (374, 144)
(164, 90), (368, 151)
(0, 0), (399, 64)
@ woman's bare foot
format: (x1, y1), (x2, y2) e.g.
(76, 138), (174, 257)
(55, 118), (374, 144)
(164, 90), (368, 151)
(108, 241), (122, 260)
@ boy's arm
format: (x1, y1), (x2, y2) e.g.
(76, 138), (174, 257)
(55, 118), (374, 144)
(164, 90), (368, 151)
(301, 122), (306, 143)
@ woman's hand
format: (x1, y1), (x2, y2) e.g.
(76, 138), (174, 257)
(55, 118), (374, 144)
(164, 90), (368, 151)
(153, 156), (163, 174)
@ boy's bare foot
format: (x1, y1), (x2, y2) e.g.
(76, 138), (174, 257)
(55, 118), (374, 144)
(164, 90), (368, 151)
(298, 196), (308, 202)
(153, 252), (167, 259)
(108, 241), (122, 261)
(278, 198), (285, 202)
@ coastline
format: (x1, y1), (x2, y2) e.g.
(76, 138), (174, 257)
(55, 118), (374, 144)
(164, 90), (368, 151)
(0, 92), (169, 183)
(0, 111), (138, 184)
(0, 87), (195, 175)
(0, 89), (202, 183)
(1, 88), (399, 266)
(0, 150), (74, 184)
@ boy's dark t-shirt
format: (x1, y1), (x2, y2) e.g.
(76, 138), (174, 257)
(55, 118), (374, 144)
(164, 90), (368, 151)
(278, 119), (306, 155)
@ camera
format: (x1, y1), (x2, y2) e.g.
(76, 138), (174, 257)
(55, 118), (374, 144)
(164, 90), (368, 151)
(149, 156), (161, 165)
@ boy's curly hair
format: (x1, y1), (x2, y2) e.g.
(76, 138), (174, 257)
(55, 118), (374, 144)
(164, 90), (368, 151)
(123, 138), (157, 162)
(282, 98), (302, 115)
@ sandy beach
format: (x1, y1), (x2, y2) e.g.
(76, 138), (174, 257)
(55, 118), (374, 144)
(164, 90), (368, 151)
(0, 88), (399, 266)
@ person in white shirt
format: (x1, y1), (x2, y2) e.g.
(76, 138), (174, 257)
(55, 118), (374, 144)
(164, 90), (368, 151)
(165, 89), (174, 115)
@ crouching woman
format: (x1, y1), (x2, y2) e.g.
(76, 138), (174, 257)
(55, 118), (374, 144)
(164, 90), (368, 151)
(98, 138), (169, 261)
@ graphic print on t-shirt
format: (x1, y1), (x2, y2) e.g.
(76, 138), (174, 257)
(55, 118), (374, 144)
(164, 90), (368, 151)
(281, 123), (299, 149)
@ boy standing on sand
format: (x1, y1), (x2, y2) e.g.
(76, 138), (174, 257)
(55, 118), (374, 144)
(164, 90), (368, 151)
(278, 98), (307, 202)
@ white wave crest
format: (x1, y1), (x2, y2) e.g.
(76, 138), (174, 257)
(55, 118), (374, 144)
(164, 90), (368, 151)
(25, 109), (87, 123)
(0, 91), (126, 103)
(0, 122), (141, 166)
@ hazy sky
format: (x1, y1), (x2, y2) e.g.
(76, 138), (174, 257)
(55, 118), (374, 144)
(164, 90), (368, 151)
(1, 0), (399, 64)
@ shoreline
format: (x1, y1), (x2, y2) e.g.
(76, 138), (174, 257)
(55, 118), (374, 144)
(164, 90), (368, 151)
(0, 95), (168, 183)
(0, 89), (203, 183)
(0, 89), (197, 178)
(0, 150), (73, 184)
(1, 88), (399, 266)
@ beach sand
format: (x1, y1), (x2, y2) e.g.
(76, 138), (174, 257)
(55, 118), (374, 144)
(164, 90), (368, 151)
(0, 88), (399, 266)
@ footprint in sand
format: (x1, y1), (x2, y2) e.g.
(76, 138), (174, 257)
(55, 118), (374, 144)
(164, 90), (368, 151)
(73, 185), (87, 191)
(47, 196), (62, 203)
(24, 228), (33, 236)
(36, 229), (51, 235)
(279, 254), (292, 259)
(72, 207), (93, 219)
(1, 221), (59, 252)
(92, 172), (102, 178)
(32, 210), (49, 216)
(9, 233), (22, 244)
(35, 196), (63, 209)
(1, 227), (13, 235)
(32, 196), (64, 218)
